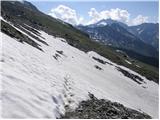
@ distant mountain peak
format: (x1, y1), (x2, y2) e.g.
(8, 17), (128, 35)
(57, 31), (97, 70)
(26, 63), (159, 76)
(96, 20), (108, 26)
(96, 19), (118, 25)
(91, 19), (117, 27)
(86, 19), (128, 29)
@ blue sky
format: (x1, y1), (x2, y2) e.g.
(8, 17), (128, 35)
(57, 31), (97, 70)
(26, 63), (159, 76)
(30, 0), (159, 25)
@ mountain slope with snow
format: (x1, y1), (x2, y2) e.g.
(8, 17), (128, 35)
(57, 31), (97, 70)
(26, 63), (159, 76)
(0, 21), (158, 118)
(1, 0), (158, 84)
(0, 1), (159, 119)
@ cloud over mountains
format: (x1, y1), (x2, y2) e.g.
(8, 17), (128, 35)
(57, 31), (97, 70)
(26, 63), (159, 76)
(88, 8), (130, 25)
(48, 5), (149, 26)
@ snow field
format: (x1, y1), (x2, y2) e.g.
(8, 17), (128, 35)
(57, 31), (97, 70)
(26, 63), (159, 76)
(0, 23), (159, 118)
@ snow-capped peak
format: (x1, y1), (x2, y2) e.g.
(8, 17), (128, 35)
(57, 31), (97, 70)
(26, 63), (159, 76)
(95, 19), (115, 27)
(97, 21), (107, 26)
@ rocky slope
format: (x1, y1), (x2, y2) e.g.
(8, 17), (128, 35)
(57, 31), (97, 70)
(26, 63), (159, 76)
(62, 93), (151, 119)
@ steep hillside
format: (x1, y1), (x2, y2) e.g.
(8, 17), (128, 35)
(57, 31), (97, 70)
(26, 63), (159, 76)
(0, 23), (158, 118)
(0, 1), (159, 118)
(1, 1), (159, 84)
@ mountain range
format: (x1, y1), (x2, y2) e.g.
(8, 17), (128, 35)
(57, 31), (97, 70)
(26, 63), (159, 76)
(128, 23), (159, 50)
(77, 19), (159, 61)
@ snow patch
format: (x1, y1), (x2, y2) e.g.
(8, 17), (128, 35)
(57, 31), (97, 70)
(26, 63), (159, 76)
(125, 60), (132, 64)
(97, 21), (107, 26)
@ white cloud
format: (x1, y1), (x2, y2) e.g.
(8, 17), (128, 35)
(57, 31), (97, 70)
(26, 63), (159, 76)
(48, 5), (83, 25)
(87, 8), (130, 25)
(48, 5), (149, 26)
(88, 8), (101, 24)
(130, 15), (148, 26)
